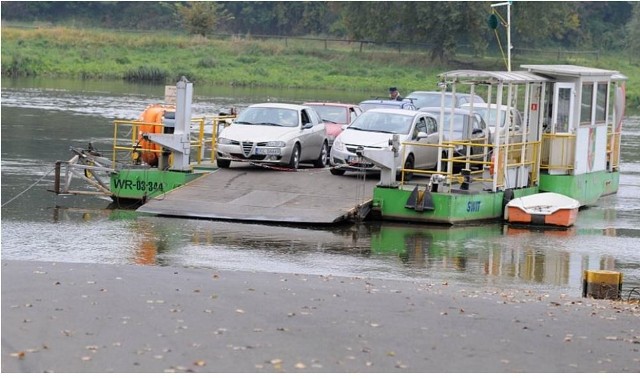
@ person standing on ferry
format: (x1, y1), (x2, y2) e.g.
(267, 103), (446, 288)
(389, 87), (403, 101)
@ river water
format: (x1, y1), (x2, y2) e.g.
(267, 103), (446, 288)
(2, 78), (639, 297)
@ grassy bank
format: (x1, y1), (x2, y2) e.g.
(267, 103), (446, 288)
(2, 26), (639, 108)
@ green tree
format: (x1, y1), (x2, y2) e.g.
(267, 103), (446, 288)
(222, 1), (333, 36)
(574, 2), (634, 50)
(626, 2), (640, 59)
(402, 2), (487, 63)
(340, 2), (399, 42)
(340, 2), (487, 63)
(511, 2), (580, 48)
(177, 2), (233, 37)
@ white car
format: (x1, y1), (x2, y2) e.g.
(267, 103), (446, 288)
(216, 103), (329, 169)
(329, 108), (440, 178)
(460, 103), (523, 144)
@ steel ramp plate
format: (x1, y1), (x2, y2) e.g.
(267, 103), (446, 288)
(136, 165), (378, 224)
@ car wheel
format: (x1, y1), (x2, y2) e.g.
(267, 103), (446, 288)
(398, 154), (414, 181)
(288, 144), (300, 169)
(330, 168), (345, 176)
(313, 141), (328, 168)
(217, 159), (231, 169)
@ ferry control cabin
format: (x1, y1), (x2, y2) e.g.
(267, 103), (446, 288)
(523, 65), (627, 205)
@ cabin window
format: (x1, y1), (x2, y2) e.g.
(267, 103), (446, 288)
(580, 83), (593, 125)
(595, 83), (607, 123)
(556, 87), (572, 133)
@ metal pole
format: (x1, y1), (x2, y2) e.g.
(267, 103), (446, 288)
(492, 1), (512, 72)
(507, 1), (511, 72)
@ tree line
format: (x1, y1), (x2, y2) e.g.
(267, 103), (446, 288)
(3, 1), (639, 62)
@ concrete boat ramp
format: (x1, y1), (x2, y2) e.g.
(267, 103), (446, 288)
(137, 164), (379, 224)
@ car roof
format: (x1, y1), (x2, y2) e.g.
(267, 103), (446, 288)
(358, 99), (416, 109)
(407, 91), (449, 96)
(460, 103), (518, 111)
(303, 102), (359, 107)
(249, 103), (308, 110)
(360, 108), (427, 116)
(419, 106), (478, 116)
(360, 99), (407, 104)
(407, 90), (487, 99)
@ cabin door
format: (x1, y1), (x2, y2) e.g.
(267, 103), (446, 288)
(548, 83), (575, 175)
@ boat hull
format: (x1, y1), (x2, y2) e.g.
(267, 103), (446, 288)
(507, 205), (578, 227)
(110, 169), (204, 202)
(539, 170), (619, 206)
(372, 186), (538, 225)
(506, 192), (580, 228)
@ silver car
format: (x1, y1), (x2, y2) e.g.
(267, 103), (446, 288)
(405, 90), (486, 109)
(460, 103), (523, 144)
(330, 108), (440, 178)
(216, 103), (329, 169)
(420, 106), (489, 171)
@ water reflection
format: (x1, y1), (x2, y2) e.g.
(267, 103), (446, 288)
(26, 203), (640, 295)
(1, 79), (640, 298)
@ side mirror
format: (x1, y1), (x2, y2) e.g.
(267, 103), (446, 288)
(416, 131), (429, 140)
(302, 122), (314, 129)
(217, 121), (226, 137)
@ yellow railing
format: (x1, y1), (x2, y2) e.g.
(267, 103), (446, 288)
(540, 132), (575, 172)
(206, 115), (238, 162)
(607, 126), (622, 171)
(111, 114), (236, 168)
(397, 136), (541, 191)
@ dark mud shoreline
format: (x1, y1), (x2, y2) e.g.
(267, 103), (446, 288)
(2, 260), (639, 373)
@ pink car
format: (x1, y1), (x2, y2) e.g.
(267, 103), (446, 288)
(304, 102), (363, 150)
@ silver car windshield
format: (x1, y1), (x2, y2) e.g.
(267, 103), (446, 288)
(470, 108), (506, 127)
(409, 93), (454, 109)
(235, 107), (299, 127)
(348, 112), (413, 134)
(310, 105), (348, 124)
(440, 114), (466, 133)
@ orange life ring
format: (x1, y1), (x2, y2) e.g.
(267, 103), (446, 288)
(137, 104), (175, 166)
(489, 151), (502, 176)
(489, 153), (495, 175)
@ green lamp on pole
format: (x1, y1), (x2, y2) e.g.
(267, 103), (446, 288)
(489, 1), (512, 71)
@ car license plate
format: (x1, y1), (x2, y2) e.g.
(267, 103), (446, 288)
(255, 148), (281, 155)
(348, 156), (362, 164)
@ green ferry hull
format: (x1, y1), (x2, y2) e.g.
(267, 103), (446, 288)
(539, 171), (619, 206)
(372, 186), (539, 225)
(110, 169), (204, 201)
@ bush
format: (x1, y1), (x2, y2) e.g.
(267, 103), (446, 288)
(2, 54), (39, 77)
(197, 57), (217, 68)
(123, 66), (168, 82)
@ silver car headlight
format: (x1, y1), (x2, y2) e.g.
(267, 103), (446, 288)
(333, 139), (345, 152)
(266, 141), (286, 147)
(218, 137), (234, 145)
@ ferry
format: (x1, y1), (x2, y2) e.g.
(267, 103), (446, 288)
(53, 77), (236, 204)
(52, 66), (627, 227)
(361, 65), (627, 225)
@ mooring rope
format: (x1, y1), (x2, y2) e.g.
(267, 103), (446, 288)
(1, 165), (56, 208)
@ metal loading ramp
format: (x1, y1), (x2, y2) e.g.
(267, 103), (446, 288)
(136, 166), (378, 224)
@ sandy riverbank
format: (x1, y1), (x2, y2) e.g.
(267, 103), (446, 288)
(2, 259), (639, 373)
